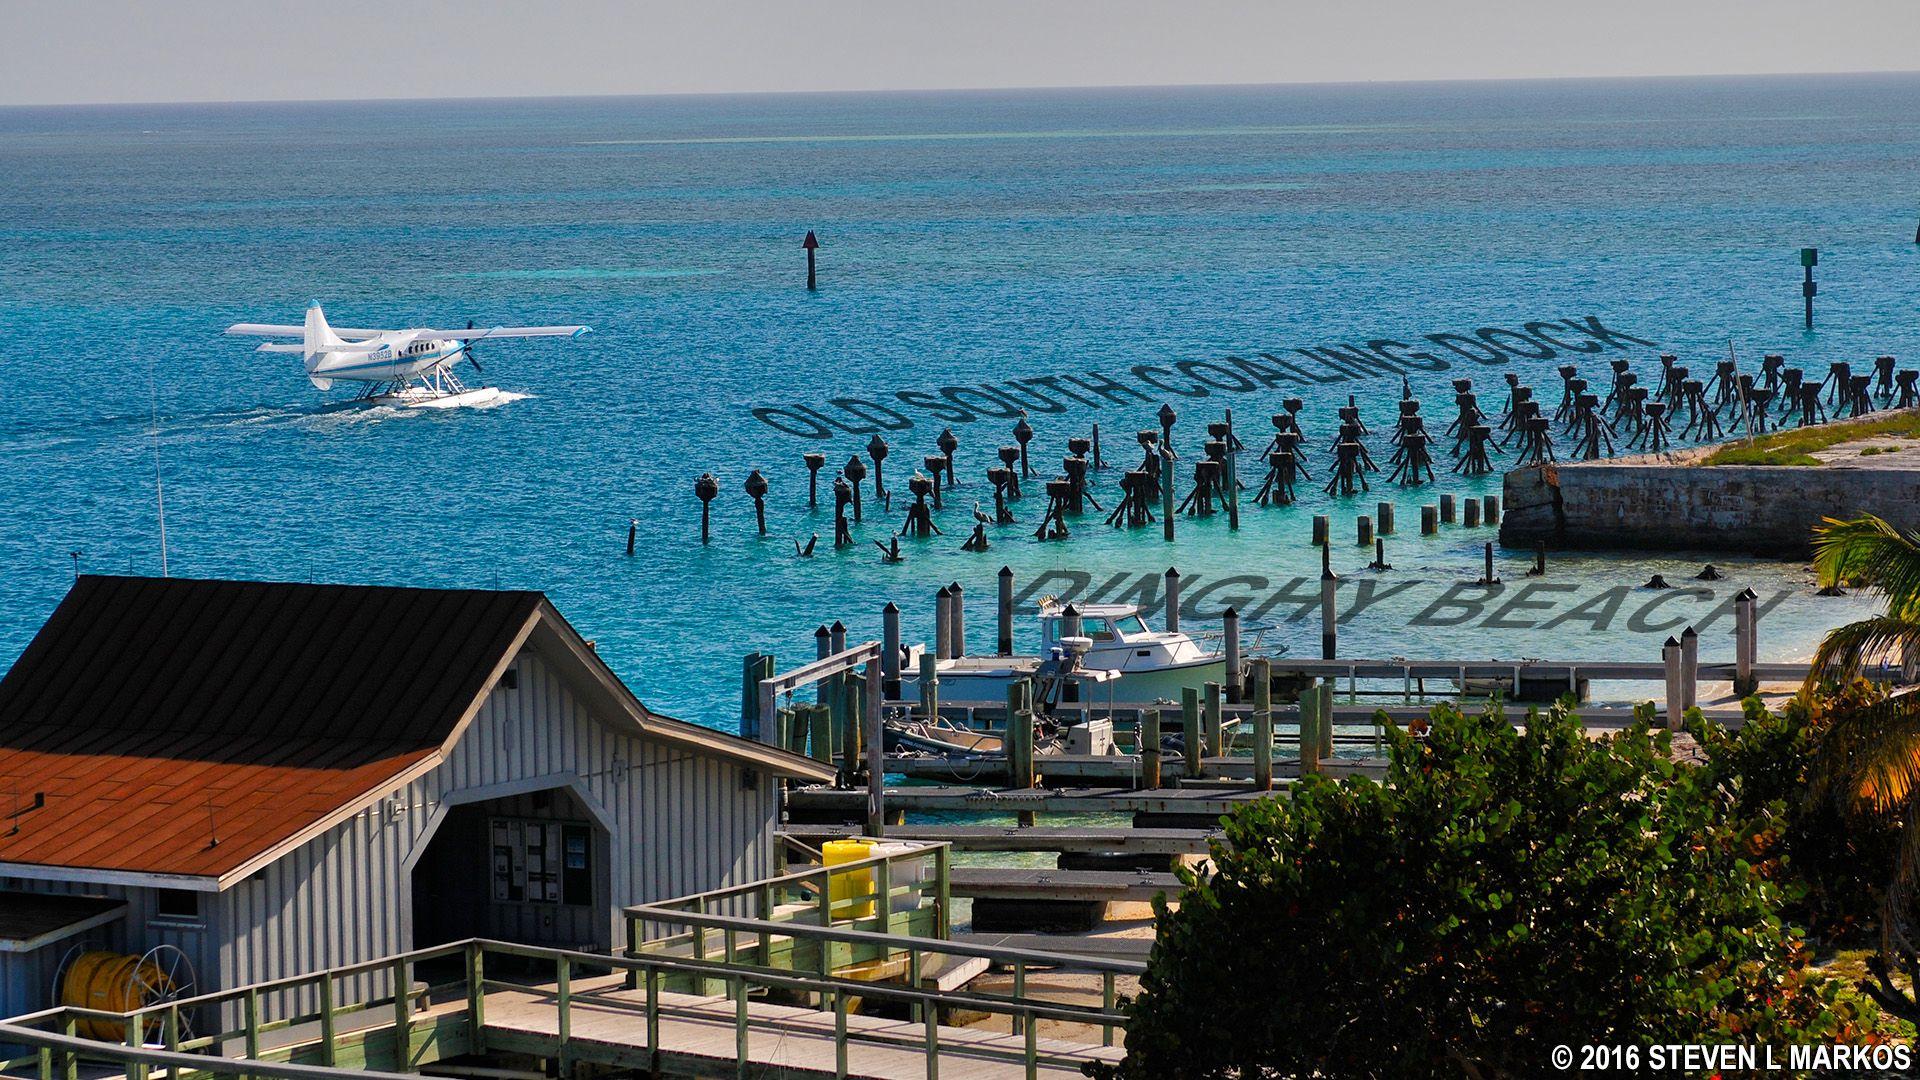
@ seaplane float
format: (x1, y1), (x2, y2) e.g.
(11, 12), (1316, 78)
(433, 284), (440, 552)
(886, 600), (1281, 757)
(226, 302), (590, 408)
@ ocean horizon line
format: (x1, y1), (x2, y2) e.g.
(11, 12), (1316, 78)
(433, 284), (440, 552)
(4, 66), (1919, 113)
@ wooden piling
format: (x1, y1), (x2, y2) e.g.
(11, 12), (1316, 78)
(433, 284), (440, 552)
(1181, 687), (1204, 779)
(1317, 681), (1334, 762)
(846, 669), (866, 783)
(1802, 247), (1818, 329)
(1421, 505), (1438, 535)
(997, 566), (1016, 656)
(1662, 636), (1683, 726)
(1164, 567), (1183, 634)
(804, 453), (825, 508)
(1141, 708), (1163, 788)
(1320, 567), (1338, 660)
(1482, 494), (1500, 524)
(1377, 501), (1395, 534)
(1463, 499), (1481, 528)
(1357, 515), (1374, 547)
(1224, 408), (1241, 531)
(934, 586), (952, 661)
(1007, 681), (1035, 789)
(1203, 681), (1224, 761)
(1298, 682), (1320, 775)
(742, 653), (773, 741)
(1680, 625), (1699, 710)
(1223, 607), (1242, 703)
(695, 473), (719, 543)
(1160, 445), (1176, 542)
(1311, 515), (1329, 546)
(808, 703), (833, 765)
(864, 656), (884, 836)
(1733, 589), (1757, 697)
(1439, 494), (1455, 524)
(918, 651), (940, 723)
(1062, 602), (1084, 642)
(881, 602), (902, 696)
(626, 519), (637, 556)
(1251, 657), (1273, 791)
(949, 581), (966, 657)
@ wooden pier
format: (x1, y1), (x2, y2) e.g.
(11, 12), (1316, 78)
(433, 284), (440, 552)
(786, 784), (1273, 819)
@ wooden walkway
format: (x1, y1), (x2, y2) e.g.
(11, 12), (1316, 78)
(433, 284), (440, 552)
(781, 824), (1217, 855)
(478, 977), (1124, 1079)
(949, 868), (1180, 903)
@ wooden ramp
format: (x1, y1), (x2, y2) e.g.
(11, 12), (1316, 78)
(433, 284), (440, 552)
(478, 978), (1123, 1079)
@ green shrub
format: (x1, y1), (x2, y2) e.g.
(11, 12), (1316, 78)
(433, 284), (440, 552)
(1095, 700), (1875, 1079)
(1690, 696), (1897, 932)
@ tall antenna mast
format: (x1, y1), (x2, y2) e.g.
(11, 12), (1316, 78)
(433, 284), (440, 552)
(150, 371), (169, 577)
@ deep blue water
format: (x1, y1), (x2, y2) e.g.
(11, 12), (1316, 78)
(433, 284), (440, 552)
(2, 75), (1915, 727)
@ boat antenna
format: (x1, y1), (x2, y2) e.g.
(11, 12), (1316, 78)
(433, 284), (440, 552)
(149, 368), (169, 577)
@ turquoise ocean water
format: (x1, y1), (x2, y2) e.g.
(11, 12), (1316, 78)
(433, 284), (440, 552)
(1, 75), (1916, 728)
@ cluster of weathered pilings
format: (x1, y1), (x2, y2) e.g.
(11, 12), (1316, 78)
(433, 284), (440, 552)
(681, 349), (1914, 554)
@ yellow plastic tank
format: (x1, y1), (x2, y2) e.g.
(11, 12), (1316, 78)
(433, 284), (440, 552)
(822, 838), (876, 919)
(60, 951), (172, 1040)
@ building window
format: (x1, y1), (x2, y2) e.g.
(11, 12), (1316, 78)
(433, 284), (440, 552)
(152, 888), (203, 926)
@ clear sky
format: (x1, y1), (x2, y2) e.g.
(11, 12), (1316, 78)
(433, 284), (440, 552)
(3, 0), (1917, 107)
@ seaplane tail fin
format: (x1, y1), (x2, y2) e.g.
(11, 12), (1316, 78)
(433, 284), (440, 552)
(303, 303), (347, 389)
(304, 302), (346, 354)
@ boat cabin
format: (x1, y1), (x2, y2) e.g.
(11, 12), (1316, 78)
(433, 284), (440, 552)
(1035, 602), (1216, 673)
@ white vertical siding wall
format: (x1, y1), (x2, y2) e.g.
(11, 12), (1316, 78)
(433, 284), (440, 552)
(207, 646), (777, 1018)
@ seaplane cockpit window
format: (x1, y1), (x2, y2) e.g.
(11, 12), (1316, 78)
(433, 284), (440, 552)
(1114, 615), (1149, 637)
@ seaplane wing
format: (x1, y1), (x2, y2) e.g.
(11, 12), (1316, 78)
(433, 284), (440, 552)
(226, 322), (393, 338)
(414, 325), (591, 340)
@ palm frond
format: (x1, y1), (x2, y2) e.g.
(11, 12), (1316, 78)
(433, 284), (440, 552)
(1810, 689), (1920, 813)
(1806, 615), (1920, 689)
(1812, 515), (1920, 616)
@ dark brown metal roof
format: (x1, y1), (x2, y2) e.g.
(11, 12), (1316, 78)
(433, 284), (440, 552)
(0, 577), (543, 881)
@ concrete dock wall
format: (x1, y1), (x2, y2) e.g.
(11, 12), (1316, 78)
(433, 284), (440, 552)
(1499, 452), (1920, 556)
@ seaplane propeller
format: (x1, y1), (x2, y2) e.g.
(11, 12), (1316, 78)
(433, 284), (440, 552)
(460, 320), (484, 374)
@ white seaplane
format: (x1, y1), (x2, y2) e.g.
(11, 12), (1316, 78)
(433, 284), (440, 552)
(226, 302), (590, 408)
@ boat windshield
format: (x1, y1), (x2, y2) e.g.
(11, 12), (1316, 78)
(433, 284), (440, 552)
(1084, 618), (1114, 640)
(1113, 614), (1150, 636)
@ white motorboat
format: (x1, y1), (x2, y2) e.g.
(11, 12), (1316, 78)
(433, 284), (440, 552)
(898, 601), (1267, 706)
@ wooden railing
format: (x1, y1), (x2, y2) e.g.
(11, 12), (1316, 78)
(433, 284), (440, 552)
(0, 938), (473, 1079)
(623, 839), (954, 976)
(0, 1019), (398, 1080)
(4, 932), (1129, 1080)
